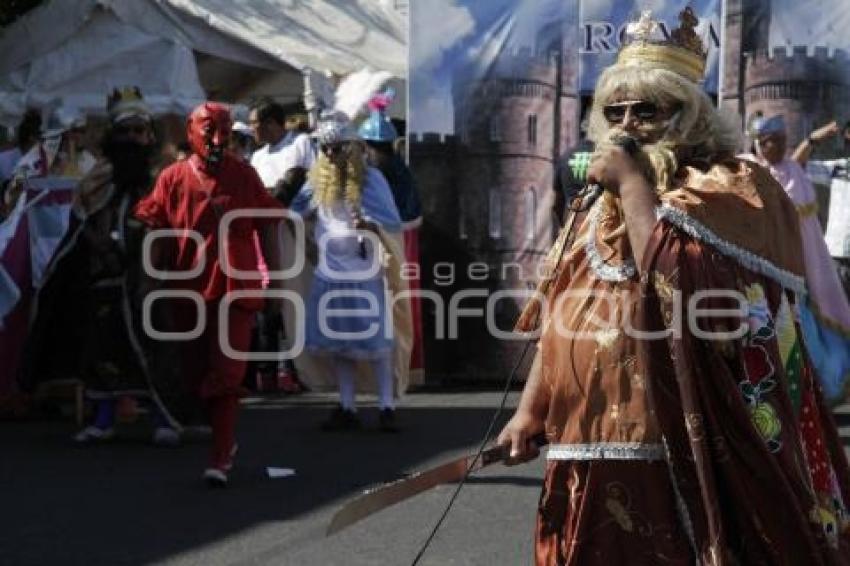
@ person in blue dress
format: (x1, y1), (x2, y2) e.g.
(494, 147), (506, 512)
(290, 110), (404, 432)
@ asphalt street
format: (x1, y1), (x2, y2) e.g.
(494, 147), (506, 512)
(1, 391), (543, 566)
(2, 393), (848, 566)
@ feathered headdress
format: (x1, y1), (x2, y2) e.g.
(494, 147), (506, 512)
(308, 68), (394, 145)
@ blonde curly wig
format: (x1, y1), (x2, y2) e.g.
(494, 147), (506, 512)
(587, 64), (742, 194)
(308, 142), (367, 209)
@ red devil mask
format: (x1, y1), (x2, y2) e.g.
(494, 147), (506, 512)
(187, 102), (232, 171)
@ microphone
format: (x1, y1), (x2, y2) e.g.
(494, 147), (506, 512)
(578, 134), (641, 210)
(613, 133), (640, 157)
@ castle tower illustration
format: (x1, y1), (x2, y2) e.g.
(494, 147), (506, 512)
(411, 26), (579, 382)
(721, 0), (771, 116)
(744, 47), (850, 150)
(724, 0), (850, 151)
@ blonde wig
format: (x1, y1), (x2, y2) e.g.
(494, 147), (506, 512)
(308, 141), (367, 209)
(587, 64), (742, 194)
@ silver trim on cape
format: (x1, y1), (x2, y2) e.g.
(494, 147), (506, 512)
(656, 204), (807, 294)
(546, 442), (665, 461)
(585, 202), (637, 282)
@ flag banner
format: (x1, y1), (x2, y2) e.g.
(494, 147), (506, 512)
(25, 177), (76, 288)
(0, 176), (76, 395)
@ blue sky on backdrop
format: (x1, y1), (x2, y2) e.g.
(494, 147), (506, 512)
(409, 0), (721, 135)
(410, 0), (573, 135)
(409, 0), (849, 136)
(769, 0), (850, 52)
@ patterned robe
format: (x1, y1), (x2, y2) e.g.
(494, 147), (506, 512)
(519, 157), (850, 565)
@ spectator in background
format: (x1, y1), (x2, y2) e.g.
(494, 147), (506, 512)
(3, 106), (97, 215)
(793, 119), (850, 297)
(248, 99), (314, 393)
(741, 114), (850, 397)
(0, 110), (41, 216)
(359, 90), (424, 380)
(285, 113), (310, 135)
(10, 106), (95, 182)
(42, 106), (96, 178)
(0, 109), (41, 187)
(359, 91), (421, 230)
(229, 120), (255, 163)
(249, 99), (314, 203)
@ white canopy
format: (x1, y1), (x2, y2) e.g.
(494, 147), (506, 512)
(0, 0), (408, 126)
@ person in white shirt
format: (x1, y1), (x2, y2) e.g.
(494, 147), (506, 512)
(249, 99), (315, 199)
(248, 99), (315, 394)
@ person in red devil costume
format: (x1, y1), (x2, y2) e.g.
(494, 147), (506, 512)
(134, 102), (284, 486)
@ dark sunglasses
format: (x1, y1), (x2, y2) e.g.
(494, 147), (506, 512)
(114, 124), (148, 136)
(602, 101), (660, 124)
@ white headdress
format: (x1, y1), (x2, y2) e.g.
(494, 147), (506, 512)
(306, 68), (394, 145)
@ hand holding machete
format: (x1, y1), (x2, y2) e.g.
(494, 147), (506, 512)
(326, 432), (547, 536)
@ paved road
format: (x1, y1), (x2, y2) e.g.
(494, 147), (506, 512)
(1, 392), (542, 566)
(2, 394), (848, 566)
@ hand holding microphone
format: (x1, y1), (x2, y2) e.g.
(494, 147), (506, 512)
(586, 134), (645, 197)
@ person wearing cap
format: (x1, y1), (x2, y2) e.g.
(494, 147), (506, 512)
(21, 86), (185, 446)
(133, 102), (284, 487)
(741, 114), (850, 409)
(289, 109), (407, 432)
(499, 8), (850, 564)
(358, 90), (424, 383)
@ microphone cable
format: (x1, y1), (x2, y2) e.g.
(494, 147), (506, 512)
(409, 183), (603, 565)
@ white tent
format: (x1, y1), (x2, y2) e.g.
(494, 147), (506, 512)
(0, 0), (408, 126)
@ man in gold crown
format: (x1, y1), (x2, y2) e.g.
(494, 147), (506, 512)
(22, 86), (185, 445)
(498, 8), (850, 565)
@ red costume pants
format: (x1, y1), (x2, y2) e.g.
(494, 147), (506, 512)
(173, 300), (255, 468)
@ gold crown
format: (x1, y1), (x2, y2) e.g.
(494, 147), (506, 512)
(616, 7), (707, 83)
(106, 86), (151, 123)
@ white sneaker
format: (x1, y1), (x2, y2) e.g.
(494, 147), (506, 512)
(152, 427), (181, 447)
(203, 467), (228, 487)
(73, 426), (115, 444)
(202, 443), (239, 488)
